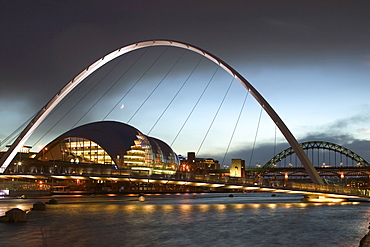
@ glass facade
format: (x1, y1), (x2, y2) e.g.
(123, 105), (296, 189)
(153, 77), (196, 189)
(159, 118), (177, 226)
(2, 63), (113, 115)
(124, 134), (178, 175)
(39, 135), (178, 175)
(62, 137), (114, 165)
(37, 121), (179, 175)
(37, 137), (115, 165)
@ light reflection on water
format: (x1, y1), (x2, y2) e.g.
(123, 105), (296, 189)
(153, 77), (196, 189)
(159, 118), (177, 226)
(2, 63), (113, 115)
(0, 193), (369, 247)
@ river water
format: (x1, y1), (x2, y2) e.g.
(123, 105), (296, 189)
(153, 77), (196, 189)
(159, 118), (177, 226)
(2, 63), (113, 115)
(0, 193), (369, 247)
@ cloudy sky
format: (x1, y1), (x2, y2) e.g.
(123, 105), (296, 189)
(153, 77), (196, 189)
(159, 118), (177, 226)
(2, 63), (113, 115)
(1, 0), (370, 166)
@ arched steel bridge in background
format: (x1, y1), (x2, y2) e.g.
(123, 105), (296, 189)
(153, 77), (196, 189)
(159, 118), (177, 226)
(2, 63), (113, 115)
(0, 40), (323, 184)
(264, 141), (370, 169)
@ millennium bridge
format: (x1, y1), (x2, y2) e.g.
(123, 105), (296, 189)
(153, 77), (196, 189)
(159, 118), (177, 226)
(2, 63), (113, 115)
(1, 40), (370, 202)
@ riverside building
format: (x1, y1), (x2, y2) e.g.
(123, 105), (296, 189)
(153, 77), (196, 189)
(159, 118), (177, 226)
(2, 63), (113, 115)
(16, 121), (179, 175)
(179, 152), (220, 174)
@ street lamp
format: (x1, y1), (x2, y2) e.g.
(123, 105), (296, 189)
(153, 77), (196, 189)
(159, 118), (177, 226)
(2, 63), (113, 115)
(17, 162), (22, 173)
(42, 147), (48, 160)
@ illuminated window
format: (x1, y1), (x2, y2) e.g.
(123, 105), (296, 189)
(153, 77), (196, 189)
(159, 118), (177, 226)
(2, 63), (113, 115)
(62, 137), (114, 165)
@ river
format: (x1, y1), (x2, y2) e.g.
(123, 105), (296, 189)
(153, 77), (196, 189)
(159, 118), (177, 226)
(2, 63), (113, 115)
(0, 193), (369, 247)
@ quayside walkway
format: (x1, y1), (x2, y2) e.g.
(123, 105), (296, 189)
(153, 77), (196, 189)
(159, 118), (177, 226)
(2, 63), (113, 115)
(1, 171), (370, 201)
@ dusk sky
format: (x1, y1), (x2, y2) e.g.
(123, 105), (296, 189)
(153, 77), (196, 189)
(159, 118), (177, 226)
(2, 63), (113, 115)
(1, 1), (370, 167)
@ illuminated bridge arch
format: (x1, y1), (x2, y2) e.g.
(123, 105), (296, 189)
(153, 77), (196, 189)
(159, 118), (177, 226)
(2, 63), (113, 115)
(264, 141), (370, 168)
(0, 40), (323, 184)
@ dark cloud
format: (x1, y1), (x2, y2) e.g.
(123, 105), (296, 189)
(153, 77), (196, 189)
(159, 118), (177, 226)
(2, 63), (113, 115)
(1, 0), (370, 161)
(301, 110), (370, 142)
(325, 115), (370, 132)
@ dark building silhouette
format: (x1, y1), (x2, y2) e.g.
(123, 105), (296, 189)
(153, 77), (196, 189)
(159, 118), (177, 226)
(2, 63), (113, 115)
(179, 152), (220, 174)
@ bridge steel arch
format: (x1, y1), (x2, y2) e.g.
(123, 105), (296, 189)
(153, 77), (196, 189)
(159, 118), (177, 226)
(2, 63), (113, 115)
(264, 141), (370, 168)
(0, 40), (324, 185)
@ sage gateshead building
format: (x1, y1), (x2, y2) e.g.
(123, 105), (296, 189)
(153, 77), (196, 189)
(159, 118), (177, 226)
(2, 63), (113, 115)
(35, 121), (179, 175)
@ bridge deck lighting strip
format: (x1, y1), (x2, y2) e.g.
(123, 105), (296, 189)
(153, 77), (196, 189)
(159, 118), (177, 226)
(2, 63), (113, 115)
(272, 189), (291, 193)
(174, 181), (188, 185)
(114, 177), (130, 181)
(158, 180), (169, 184)
(134, 178), (151, 182)
(70, 176), (86, 180)
(184, 182), (196, 186)
(51, 175), (68, 179)
(19, 175), (37, 179)
(0, 175), (20, 179)
(259, 188), (276, 191)
(225, 185), (243, 189)
(324, 194), (347, 198)
(328, 194), (362, 199)
(243, 186), (260, 190)
(195, 182), (208, 186)
(335, 195), (361, 199)
(166, 181), (179, 184)
(288, 190), (312, 194)
(133, 177), (152, 182)
(309, 192), (325, 196)
(209, 184), (225, 187)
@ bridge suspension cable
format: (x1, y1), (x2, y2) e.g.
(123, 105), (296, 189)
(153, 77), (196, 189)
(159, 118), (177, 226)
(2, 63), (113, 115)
(127, 48), (184, 125)
(196, 77), (235, 157)
(0, 114), (35, 150)
(221, 91), (249, 166)
(274, 125), (277, 160)
(147, 56), (203, 135)
(31, 57), (129, 148)
(102, 48), (151, 120)
(71, 54), (129, 128)
(170, 64), (219, 146)
(248, 107), (263, 167)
